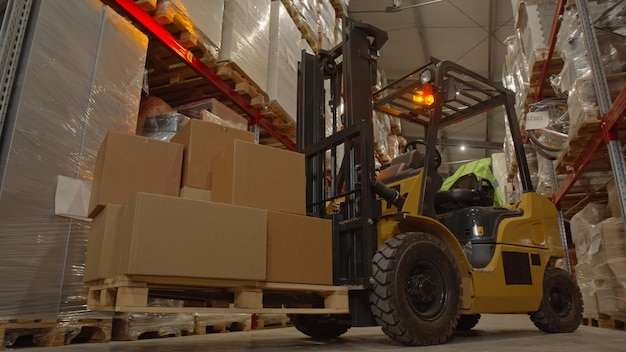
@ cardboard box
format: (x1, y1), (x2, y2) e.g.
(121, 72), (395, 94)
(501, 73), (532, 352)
(267, 211), (332, 285)
(84, 204), (121, 282)
(113, 193), (267, 281)
(89, 131), (183, 217)
(180, 186), (211, 201)
(212, 140), (306, 215)
(170, 119), (255, 190)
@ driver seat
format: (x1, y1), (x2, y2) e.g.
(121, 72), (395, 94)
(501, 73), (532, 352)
(434, 173), (495, 213)
(376, 149), (425, 184)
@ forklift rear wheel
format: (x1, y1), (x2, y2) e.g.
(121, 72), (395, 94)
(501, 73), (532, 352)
(455, 314), (481, 331)
(530, 267), (583, 333)
(289, 314), (351, 339)
(370, 232), (461, 345)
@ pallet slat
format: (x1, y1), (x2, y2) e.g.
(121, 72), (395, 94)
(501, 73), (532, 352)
(0, 317), (112, 350)
(87, 276), (349, 315)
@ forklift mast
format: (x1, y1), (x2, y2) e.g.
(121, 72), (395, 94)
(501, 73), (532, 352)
(296, 19), (387, 325)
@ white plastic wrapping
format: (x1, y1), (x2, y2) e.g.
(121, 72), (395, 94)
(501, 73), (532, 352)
(155, 0), (223, 61)
(503, 33), (530, 109)
(571, 203), (626, 319)
(318, 0), (336, 51)
(267, 0), (301, 123)
(0, 0), (146, 319)
(281, 0), (319, 51)
(220, 0), (270, 92)
(553, 1), (626, 134)
(515, 1), (557, 64)
(113, 299), (194, 340)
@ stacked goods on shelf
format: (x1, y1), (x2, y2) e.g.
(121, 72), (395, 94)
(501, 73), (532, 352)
(267, 1), (301, 125)
(330, 0), (350, 18)
(526, 100), (569, 197)
(373, 69), (405, 166)
(571, 198), (626, 321)
(220, 0), (271, 94)
(281, 0), (319, 52)
(0, 0), (147, 324)
(153, 0), (224, 62)
(176, 98), (249, 131)
(502, 0), (563, 189)
(318, 0), (337, 51)
(552, 1), (626, 171)
(84, 119), (338, 310)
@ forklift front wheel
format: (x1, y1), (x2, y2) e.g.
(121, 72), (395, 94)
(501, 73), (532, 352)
(370, 232), (461, 345)
(530, 267), (583, 333)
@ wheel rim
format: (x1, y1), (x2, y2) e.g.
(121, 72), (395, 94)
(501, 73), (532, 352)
(406, 261), (447, 320)
(548, 283), (573, 317)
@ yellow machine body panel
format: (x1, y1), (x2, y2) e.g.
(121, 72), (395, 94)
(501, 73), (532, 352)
(376, 172), (567, 314)
(499, 192), (565, 258)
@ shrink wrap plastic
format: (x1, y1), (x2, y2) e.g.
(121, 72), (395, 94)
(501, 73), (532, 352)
(154, 0), (224, 61)
(0, 0), (146, 320)
(572, 203), (626, 319)
(268, 0), (301, 123)
(220, 0), (270, 92)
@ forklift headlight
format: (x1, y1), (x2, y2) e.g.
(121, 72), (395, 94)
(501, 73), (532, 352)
(420, 68), (434, 84)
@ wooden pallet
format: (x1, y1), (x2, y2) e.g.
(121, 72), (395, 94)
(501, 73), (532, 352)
(152, 0), (217, 62)
(280, 0), (319, 53)
(215, 62), (267, 108)
(582, 315), (625, 330)
(525, 57), (565, 104)
(86, 275), (349, 315)
(0, 317), (111, 350)
(262, 100), (296, 136)
(255, 314), (292, 329)
(194, 314), (252, 335)
(134, 0), (157, 12)
(555, 117), (626, 174)
(112, 312), (194, 341)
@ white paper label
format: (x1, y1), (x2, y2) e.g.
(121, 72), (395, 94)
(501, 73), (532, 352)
(525, 111), (550, 130)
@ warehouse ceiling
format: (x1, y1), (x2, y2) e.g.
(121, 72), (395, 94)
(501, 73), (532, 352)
(348, 0), (517, 175)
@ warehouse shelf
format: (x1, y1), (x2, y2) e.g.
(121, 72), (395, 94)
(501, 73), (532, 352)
(103, 0), (296, 151)
(532, 0), (626, 220)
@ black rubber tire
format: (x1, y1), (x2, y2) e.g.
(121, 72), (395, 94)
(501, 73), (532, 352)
(290, 314), (351, 339)
(456, 314), (481, 331)
(370, 232), (462, 346)
(530, 267), (583, 333)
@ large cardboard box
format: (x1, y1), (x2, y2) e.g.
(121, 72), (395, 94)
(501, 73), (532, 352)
(170, 119), (255, 190)
(84, 204), (121, 282)
(113, 192), (267, 281)
(266, 211), (332, 285)
(212, 140), (306, 215)
(89, 131), (183, 217)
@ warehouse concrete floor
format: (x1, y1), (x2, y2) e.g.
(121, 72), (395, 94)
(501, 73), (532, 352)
(18, 314), (625, 351)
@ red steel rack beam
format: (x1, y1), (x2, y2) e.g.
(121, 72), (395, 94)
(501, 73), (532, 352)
(108, 0), (296, 151)
(535, 0), (567, 102)
(553, 85), (626, 205)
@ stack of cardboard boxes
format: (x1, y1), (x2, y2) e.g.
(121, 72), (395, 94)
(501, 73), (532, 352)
(84, 119), (333, 288)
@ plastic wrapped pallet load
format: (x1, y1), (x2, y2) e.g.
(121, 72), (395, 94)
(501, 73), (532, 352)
(0, 0), (147, 319)
(154, 0), (224, 61)
(220, 0), (271, 93)
(267, 1), (301, 123)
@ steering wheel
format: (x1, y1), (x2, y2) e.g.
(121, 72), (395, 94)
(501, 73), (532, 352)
(403, 140), (442, 169)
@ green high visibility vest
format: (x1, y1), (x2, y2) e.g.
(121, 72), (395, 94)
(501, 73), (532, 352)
(440, 158), (504, 207)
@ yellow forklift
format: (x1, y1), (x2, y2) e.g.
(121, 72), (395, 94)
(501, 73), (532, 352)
(292, 19), (582, 346)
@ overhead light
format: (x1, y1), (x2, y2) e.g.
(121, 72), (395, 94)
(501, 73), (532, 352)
(385, 0), (443, 13)
(460, 145), (466, 151)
